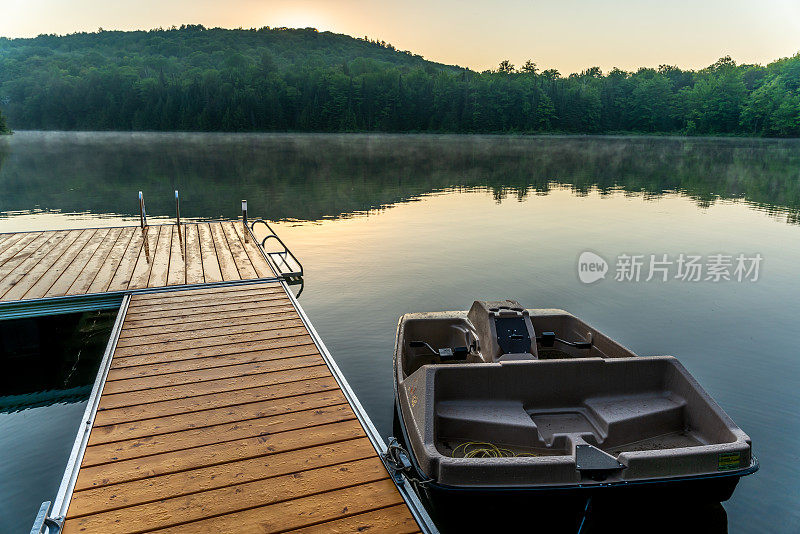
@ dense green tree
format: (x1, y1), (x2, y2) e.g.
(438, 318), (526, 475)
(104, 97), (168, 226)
(740, 57), (800, 136)
(683, 58), (747, 134)
(540, 69), (561, 80)
(0, 28), (798, 136)
(624, 69), (676, 131)
(497, 60), (515, 74)
(521, 60), (537, 74)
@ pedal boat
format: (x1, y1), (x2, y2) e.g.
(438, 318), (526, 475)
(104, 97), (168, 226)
(392, 300), (757, 513)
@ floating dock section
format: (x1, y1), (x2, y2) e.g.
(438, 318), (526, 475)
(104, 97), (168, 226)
(0, 221), (272, 301)
(1, 221), (435, 533)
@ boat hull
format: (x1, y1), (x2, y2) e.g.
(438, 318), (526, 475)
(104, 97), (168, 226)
(393, 398), (756, 533)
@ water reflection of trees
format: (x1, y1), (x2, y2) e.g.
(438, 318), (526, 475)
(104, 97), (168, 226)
(0, 310), (116, 411)
(1, 133), (798, 225)
(0, 141), (7, 180)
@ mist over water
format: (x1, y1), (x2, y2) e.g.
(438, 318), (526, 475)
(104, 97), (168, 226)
(1, 132), (798, 532)
(1, 131), (799, 224)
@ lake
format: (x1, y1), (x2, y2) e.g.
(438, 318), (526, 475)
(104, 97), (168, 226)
(1, 131), (798, 532)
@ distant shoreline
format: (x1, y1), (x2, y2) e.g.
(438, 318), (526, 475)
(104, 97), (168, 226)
(1, 28), (798, 138)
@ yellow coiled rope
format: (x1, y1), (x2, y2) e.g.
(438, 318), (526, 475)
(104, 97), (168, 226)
(451, 441), (539, 458)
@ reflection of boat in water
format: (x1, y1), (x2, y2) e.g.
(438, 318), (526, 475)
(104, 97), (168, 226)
(391, 300), (757, 531)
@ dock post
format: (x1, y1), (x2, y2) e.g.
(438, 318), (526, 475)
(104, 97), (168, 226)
(242, 199), (248, 242)
(138, 191), (147, 229)
(175, 190), (180, 228)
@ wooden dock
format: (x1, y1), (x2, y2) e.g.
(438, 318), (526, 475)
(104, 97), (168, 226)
(0, 221), (434, 533)
(0, 222), (272, 302)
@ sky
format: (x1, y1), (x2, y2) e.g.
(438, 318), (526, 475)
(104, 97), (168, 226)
(2, 0), (800, 74)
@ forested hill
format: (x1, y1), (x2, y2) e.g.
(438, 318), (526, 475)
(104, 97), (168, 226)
(0, 25), (799, 136)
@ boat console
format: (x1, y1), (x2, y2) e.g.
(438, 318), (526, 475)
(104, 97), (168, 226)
(399, 299), (636, 377)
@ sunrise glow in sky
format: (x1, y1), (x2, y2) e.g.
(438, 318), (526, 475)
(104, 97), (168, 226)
(3, 0), (800, 74)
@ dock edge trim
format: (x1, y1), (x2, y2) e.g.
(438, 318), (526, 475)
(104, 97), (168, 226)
(0, 277), (283, 316)
(48, 294), (131, 529)
(279, 280), (439, 534)
(0, 293), (123, 320)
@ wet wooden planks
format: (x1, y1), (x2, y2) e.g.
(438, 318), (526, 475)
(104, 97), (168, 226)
(0, 222), (274, 302)
(62, 282), (420, 533)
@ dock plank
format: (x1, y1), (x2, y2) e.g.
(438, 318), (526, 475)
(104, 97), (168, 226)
(86, 227), (136, 294)
(131, 279), (280, 302)
(126, 285), (285, 308)
(64, 459), (387, 534)
(127, 225), (162, 290)
(147, 224), (173, 288)
(45, 228), (111, 297)
(143, 479), (405, 534)
(167, 224), (186, 286)
(112, 325), (309, 358)
(121, 298), (294, 322)
(23, 229), (97, 299)
(184, 223), (204, 284)
(197, 223), (223, 283)
(108, 334), (314, 368)
(232, 220), (275, 278)
(68, 227), (126, 295)
(118, 309), (298, 339)
(285, 505), (422, 534)
(68, 438), (375, 519)
(0, 231), (50, 280)
(88, 388), (345, 445)
(93, 376), (341, 427)
(81, 403), (354, 471)
(221, 221), (258, 279)
(74, 419), (364, 491)
(107, 343), (318, 379)
(0, 230), (82, 301)
(124, 291), (290, 316)
(0, 232), (32, 254)
(82, 402), (352, 467)
(119, 303), (297, 332)
(0, 232), (40, 269)
(97, 364), (332, 409)
(101, 353), (323, 394)
(210, 221), (241, 281)
(0, 232), (16, 250)
(115, 316), (304, 347)
(106, 228), (146, 292)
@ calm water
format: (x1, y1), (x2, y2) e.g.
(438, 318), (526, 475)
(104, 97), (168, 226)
(0, 311), (116, 533)
(1, 132), (799, 532)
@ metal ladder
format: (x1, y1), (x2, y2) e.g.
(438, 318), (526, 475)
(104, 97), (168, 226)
(250, 218), (304, 281)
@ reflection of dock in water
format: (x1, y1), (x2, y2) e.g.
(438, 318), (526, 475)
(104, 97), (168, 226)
(0, 387), (91, 412)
